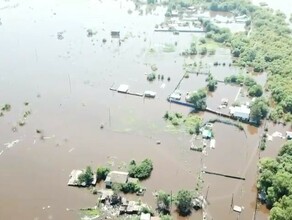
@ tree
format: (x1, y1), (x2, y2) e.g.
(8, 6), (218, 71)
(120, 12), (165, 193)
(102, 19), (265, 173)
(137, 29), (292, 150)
(190, 42), (197, 55)
(248, 84), (263, 97)
(96, 166), (110, 182)
(232, 48), (240, 57)
(199, 46), (207, 55)
(156, 191), (171, 214)
(128, 159), (153, 180)
(121, 182), (140, 193)
(189, 89), (207, 111)
(207, 79), (217, 92)
(250, 98), (269, 124)
(78, 166), (94, 186)
(175, 190), (193, 216)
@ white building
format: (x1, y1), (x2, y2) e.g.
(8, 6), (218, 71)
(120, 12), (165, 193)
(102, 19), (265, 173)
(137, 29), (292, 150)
(230, 105), (250, 120)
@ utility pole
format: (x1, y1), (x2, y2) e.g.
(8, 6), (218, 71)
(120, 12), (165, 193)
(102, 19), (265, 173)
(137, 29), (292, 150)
(109, 108), (111, 127)
(68, 74), (72, 94)
(206, 185), (210, 200)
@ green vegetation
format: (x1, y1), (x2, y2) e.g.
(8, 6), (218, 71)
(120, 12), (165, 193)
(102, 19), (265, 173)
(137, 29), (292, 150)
(147, 0), (157, 4)
(188, 89), (207, 110)
(250, 97), (269, 124)
(147, 72), (156, 81)
(164, 112), (202, 134)
(163, 43), (176, 53)
(160, 215), (173, 220)
(96, 166), (110, 182)
(128, 159), (153, 180)
(224, 74), (263, 97)
(80, 207), (100, 218)
(258, 141), (292, 219)
(78, 166), (94, 186)
(156, 191), (171, 214)
(175, 190), (193, 216)
(120, 182), (141, 194)
(206, 74), (217, 92)
(1, 104), (11, 112)
(202, 19), (232, 43)
(198, 46), (207, 55)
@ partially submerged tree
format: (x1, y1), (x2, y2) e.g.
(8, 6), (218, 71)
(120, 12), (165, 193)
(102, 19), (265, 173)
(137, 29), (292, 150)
(175, 190), (193, 216)
(156, 191), (171, 214)
(96, 166), (110, 182)
(189, 89), (207, 111)
(128, 159), (153, 180)
(78, 166), (94, 186)
(250, 97), (269, 124)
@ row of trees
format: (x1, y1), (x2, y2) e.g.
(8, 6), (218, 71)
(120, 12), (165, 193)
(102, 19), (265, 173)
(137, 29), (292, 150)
(224, 74), (263, 97)
(156, 190), (193, 217)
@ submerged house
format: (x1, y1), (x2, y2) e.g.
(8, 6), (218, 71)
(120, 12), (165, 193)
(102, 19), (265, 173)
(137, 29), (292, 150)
(111, 31), (120, 38)
(68, 169), (97, 187)
(202, 129), (212, 139)
(105, 171), (129, 188)
(229, 105), (250, 120)
(117, 84), (129, 93)
(144, 90), (156, 98)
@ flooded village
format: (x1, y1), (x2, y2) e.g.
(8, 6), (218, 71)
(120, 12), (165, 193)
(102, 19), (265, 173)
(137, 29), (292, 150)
(0, 0), (292, 220)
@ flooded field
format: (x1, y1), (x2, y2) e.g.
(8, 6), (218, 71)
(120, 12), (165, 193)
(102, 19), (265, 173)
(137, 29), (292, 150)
(0, 0), (291, 220)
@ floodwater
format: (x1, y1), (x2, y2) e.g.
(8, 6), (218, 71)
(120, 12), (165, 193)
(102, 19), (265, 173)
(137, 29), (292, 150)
(0, 0), (290, 220)
(252, 0), (292, 16)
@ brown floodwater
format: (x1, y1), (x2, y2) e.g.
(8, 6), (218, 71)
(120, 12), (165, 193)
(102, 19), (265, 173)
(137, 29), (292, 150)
(0, 0), (290, 220)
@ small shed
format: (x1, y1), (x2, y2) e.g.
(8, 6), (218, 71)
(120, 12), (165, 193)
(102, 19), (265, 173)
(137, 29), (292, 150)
(140, 213), (151, 220)
(111, 31), (120, 38)
(202, 129), (212, 139)
(286, 131), (292, 140)
(144, 91), (156, 98)
(68, 170), (83, 186)
(170, 92), (181, 100)
(126, 201), (140, 214)
(117, 84), (129, 93)
(105, 171), (129, 188)
(233, 205), (242, 213)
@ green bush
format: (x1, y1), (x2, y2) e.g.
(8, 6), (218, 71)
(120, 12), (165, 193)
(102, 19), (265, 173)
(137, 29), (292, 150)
(78, 166), (94, 186)
(128, 159), (153, 180)
(96, 167), (110, 182)
(175, 190), (193, 216)
(147, 73), (156, 81)
(121, 182), (141, 193)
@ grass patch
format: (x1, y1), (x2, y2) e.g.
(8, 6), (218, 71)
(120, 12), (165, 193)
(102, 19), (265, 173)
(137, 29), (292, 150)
(164, 111), (202, 134)
(80, 207), (100, 217)
(163, 43), (175, 53)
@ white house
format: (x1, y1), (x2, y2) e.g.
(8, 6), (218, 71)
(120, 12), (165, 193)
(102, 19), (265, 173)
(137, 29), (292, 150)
(230, 105), (250, 120)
